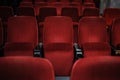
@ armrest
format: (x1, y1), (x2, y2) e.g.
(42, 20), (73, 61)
(34, 43), (44, 57)
(74, 43), (83, 60)
(111, 44), (120, 56)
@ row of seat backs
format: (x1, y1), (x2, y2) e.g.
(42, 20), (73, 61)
(0, 6), (99, 24)
(0, 56), (120, 80)
(1, 16), (120, 52)
(21, 0), (101, 9)
(20, 2), (96, 16)
(0, 56), (55, 80)
(0, 16), (120, 48)
(0, 16), (103, 75)
(1, 6), (120, 26)
(22, 0), (93, 2)
(0, 16), (120, 76)
(71, 56), (120, 80)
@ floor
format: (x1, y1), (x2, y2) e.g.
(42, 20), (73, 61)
(56, 77), (70, 80)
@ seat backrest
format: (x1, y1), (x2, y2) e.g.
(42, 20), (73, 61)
(111, 18), (120, 47)
(47, 0), (57, 2)
(43, 16), (73, 45)
(83, 7), (99, 16)
(0, 6), (14, 22)
(71, 56), (120, 80)
(84, 0), (94, 3)
(7, 16), (38, 48)
(0, 57), (55, 80)
(20, 2), (33, 7)
(78, 17), (108, 46)
(17, 6), (35, 16)
(103, 8), (120, 26)
(38, 7), (57, 22)
(22, 0), (32, 2)
(73, 0), (82, 3)
(61, 6), (79, 22)
(35, 0), (45, 2)
(59, 0), (70, 2)
(43, 16), (74, 76)
(83, 2), (95, 8)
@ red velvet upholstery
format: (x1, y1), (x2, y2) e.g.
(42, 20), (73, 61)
(7, 16), (38, 48)
(60, 0), (70, 2)
(83, 2), (95, 7)
(38, 7), (57, 42)
(69, 2), (82, 6)
(47, 0), (57, 2)
(4, 43), (34, 56)
(38, 7), (57, 22)
(5, 16), (38, 56)
(17, 6), (35, 16)
(22, 0), (32, 2)
(83, 42), (111, 57)
(84, 0), (94, 3)
(78, 17), (108, 45)
(43, 16), (74, 76)
(35, 0), (45, 2)
(78, 17), (110, 57)
(82, 2), (96, 13)
(34, 3), (48, 16)
(61, 6), (81, 43)
(61, 6), (79, 22)
(20, 2), (33, 7)
(112, 18), (120, 47)
(103, 8), (120, 27)
(73, 0), (82, 3)
(71, 56), (120, 80)
(83, 7), (99, 16)
(0, 57), (55, 80)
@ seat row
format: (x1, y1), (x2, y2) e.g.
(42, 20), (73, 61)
(21, 0), (94, 3)
(0, 16), (120, 76)
(1, 6), (120, 26)
(0, 56), (120, 80)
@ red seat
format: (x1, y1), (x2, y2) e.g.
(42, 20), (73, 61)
(83, 2), (95, 7)
(47, 0), (57, 2)
(78, 17), (110, 57)
(71, 56), (120, 80)
(17, 6), (35, 16)
(73, 0), (82, 3)
(103, 8), (120, 27)
(82, 2), (95, 10)
(20, 2), (33, 7)
(35, 0), (45, 2)
(83, 7), (99, 16)
(0, 56), (55, 80)
(61, 6), (79, 22)
(43, 16), (74, 76)
(84, 0), (94, 3)
(22, 0), (32, 2)
(34, 2), (48, 16)
(60, 0), (70, 2)
(4, 43), (34, 56)
(69, 2), (82, 6)
(38, 6), (57, 22)
(5, 16), (38, 56)
(38, 7), (57, 42)
(61, 6), (80, 43)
